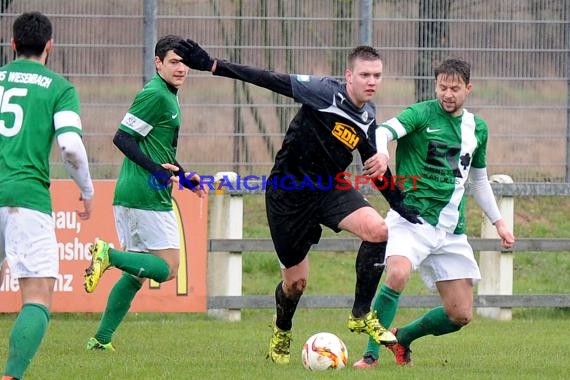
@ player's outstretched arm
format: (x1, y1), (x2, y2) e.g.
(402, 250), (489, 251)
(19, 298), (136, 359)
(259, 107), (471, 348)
(56, 132), (95, 220)
(174, 39), (293, 97)
(173, 39), (215, 72)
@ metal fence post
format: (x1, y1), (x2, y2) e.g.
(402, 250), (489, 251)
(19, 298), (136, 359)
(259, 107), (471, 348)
(143, 0), (157, 84)
(208, 172), (243, 321)
(477, 174), (514, 320)
(359, 0), (373, 46)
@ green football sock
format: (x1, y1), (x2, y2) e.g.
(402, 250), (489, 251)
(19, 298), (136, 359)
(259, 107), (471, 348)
(4, 303), (50, 379)
(108, 248), (170, 282)
(364, 284), (400, 359)
(94, 273), (142, 344)
(396, 306), (462, 347)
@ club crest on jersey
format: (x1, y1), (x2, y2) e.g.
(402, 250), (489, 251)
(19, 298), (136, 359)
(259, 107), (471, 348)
(361, 111), (368, 122)
(332, 122), (360, 149)
(125, 116), (137, 127)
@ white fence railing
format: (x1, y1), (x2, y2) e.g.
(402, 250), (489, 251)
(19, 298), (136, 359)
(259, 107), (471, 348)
(207, 173), (570, 321)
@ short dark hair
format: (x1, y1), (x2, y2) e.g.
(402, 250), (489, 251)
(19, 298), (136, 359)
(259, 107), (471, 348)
(347, 46), (383, 69)
(13, 11), (52, 57)
(434, 58), (471, 85)
(155, 35), (184, 61)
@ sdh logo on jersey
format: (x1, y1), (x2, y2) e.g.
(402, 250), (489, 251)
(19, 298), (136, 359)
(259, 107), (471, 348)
(332, 122), (360, 150)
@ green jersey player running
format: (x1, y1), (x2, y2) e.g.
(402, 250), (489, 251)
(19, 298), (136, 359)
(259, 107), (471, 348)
(83, 35), (206, 352)
(353, 58), (515, 369)
(1, 12), (95, 380)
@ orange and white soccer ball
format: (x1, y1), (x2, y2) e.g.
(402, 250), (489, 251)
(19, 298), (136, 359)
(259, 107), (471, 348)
(301, 332), (348, 370)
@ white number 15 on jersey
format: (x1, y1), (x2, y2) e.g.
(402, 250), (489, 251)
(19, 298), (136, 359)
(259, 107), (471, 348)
(0, 85), (28, 137)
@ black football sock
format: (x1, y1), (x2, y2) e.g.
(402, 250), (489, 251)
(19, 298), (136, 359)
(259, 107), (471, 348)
(275, 281), (300, 331)
(352, 241), (386, 318)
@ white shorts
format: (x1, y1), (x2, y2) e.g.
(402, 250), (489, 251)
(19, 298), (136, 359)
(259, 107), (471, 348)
(0, 207), (58, 279)
(385, 209), (481, 290)
(113, 206), (180, 252)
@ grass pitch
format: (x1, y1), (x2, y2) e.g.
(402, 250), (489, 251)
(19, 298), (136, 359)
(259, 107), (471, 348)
(1, 309), (568, 379)
(2, 195), (570, 378)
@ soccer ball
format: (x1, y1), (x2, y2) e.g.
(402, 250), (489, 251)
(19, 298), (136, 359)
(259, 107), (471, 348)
(301, 332), (348, 370)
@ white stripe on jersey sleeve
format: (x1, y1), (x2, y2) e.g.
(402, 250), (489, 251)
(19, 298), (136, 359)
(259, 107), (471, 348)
(381, 117), (407, 139)
(121, 112), (153, 137)
(54, 110), (82, 131)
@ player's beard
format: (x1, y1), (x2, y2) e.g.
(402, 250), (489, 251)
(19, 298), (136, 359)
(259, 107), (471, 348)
(438, 98), (460, 115)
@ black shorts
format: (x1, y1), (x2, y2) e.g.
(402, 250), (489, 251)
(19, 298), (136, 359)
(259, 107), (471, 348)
(265, 182), (371, 268)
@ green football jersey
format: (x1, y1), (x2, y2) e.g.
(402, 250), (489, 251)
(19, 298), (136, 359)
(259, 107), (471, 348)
(380, 99), (488, 234)
(113, 74), (181, 211)
(0, 59), (82, 215)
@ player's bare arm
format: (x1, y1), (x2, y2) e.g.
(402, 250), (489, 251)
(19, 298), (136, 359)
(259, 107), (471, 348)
(494, 219), (515, 249)
(363, 152), (388, 178)
(79, 197), (93, 221)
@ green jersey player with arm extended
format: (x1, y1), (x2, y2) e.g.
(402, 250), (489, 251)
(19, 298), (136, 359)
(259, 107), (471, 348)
(353, 58), (515, 369)
(0, 12), (94, 380)
(83, 35), (206, 352)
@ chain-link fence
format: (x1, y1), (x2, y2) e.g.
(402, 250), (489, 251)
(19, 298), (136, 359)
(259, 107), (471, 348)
(1, 0), (568, 182)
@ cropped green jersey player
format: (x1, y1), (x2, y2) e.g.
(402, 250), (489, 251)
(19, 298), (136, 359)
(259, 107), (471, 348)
(0, 12), (95, 380)
(353, 58), (515, 369)
(173, 40), (425, 365)
(83, 35), (206, 352)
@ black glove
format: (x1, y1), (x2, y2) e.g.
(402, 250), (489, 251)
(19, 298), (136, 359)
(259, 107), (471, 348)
(176, 172), (201, 190)
(171, 161), (201, 190)
(174, 39), (214, 71)
(374, 168), (422, 224)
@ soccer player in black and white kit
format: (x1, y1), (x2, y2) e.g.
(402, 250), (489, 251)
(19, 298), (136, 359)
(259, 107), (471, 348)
(175, 40), (420, 364)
